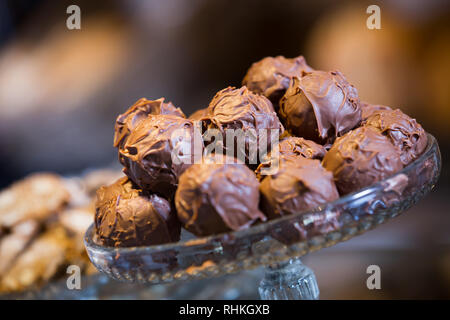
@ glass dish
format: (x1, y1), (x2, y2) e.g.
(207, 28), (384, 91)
(85, 134), (441, 299)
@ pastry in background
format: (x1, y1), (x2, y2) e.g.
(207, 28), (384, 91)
(0, 220), (40, 275)
(0, 227), (71, 293)
(0, 168), (119, 294)
(80, 168), (123, 196)
(0, 173), (70, 228)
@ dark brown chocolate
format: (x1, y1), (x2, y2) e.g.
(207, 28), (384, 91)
(204, 86), (284, 164)
(279, 71), (362, 144)
(175, 155), (266, 236)
(118, 114), (202, 198)
(259, 157), (339, 220)
(361, 102), (392, 121)
(242, 55), (313, 109)
(363, 109), (427, 166)
(322, 126), (403, 195)
(114, 98), (185, 149)
(94, 177), (180, 247)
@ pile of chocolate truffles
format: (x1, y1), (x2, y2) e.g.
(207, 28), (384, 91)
(94, 55), (427, 247)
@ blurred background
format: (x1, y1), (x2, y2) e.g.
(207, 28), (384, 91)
(0, 0), (449, 299)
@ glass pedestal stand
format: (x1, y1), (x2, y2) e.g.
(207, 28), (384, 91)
(259, 258), (319, 300)
(85, 134), (441, 300)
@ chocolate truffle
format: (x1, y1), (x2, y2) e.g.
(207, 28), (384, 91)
(363, 109), (427, 166)
(322, 126), (403, 195)
(175, 155), (266, 236)
(277, 136), (326, 160)
(259, 158), (339, 220)
(118, 114), (203, 198)
(204, 86), (283, 165)
(255, 137), (326, 179)
(114, 97), (185, 149)
(242, 55), (313, 108)
(279, 71), (362, 144)
(94, 177), (180, 247)
(361, 102), (392, 121)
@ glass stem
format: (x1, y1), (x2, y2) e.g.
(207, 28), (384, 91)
(258, 257), (319, 300)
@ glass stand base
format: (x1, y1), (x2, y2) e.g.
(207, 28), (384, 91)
(258, 258), (319, 300)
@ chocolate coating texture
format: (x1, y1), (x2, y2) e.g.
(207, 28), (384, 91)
(204, 86), (283, 164)
(279, 71), (362, 144)
(242, 55), (313, 108)
(118, 114), (202, 198)
(259, 158), (339, 220)
(94, 177), (180, 247)
(188, 108), (209, 121)
(175, 155), (266, 236)
(277, 136), (326, 160)
(255, 137), (326, 179)
(322, 126), (403, 195)
(363, 109), (427, 166)
(114, 98), (185, 149)
(361, 102), (392, 121)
